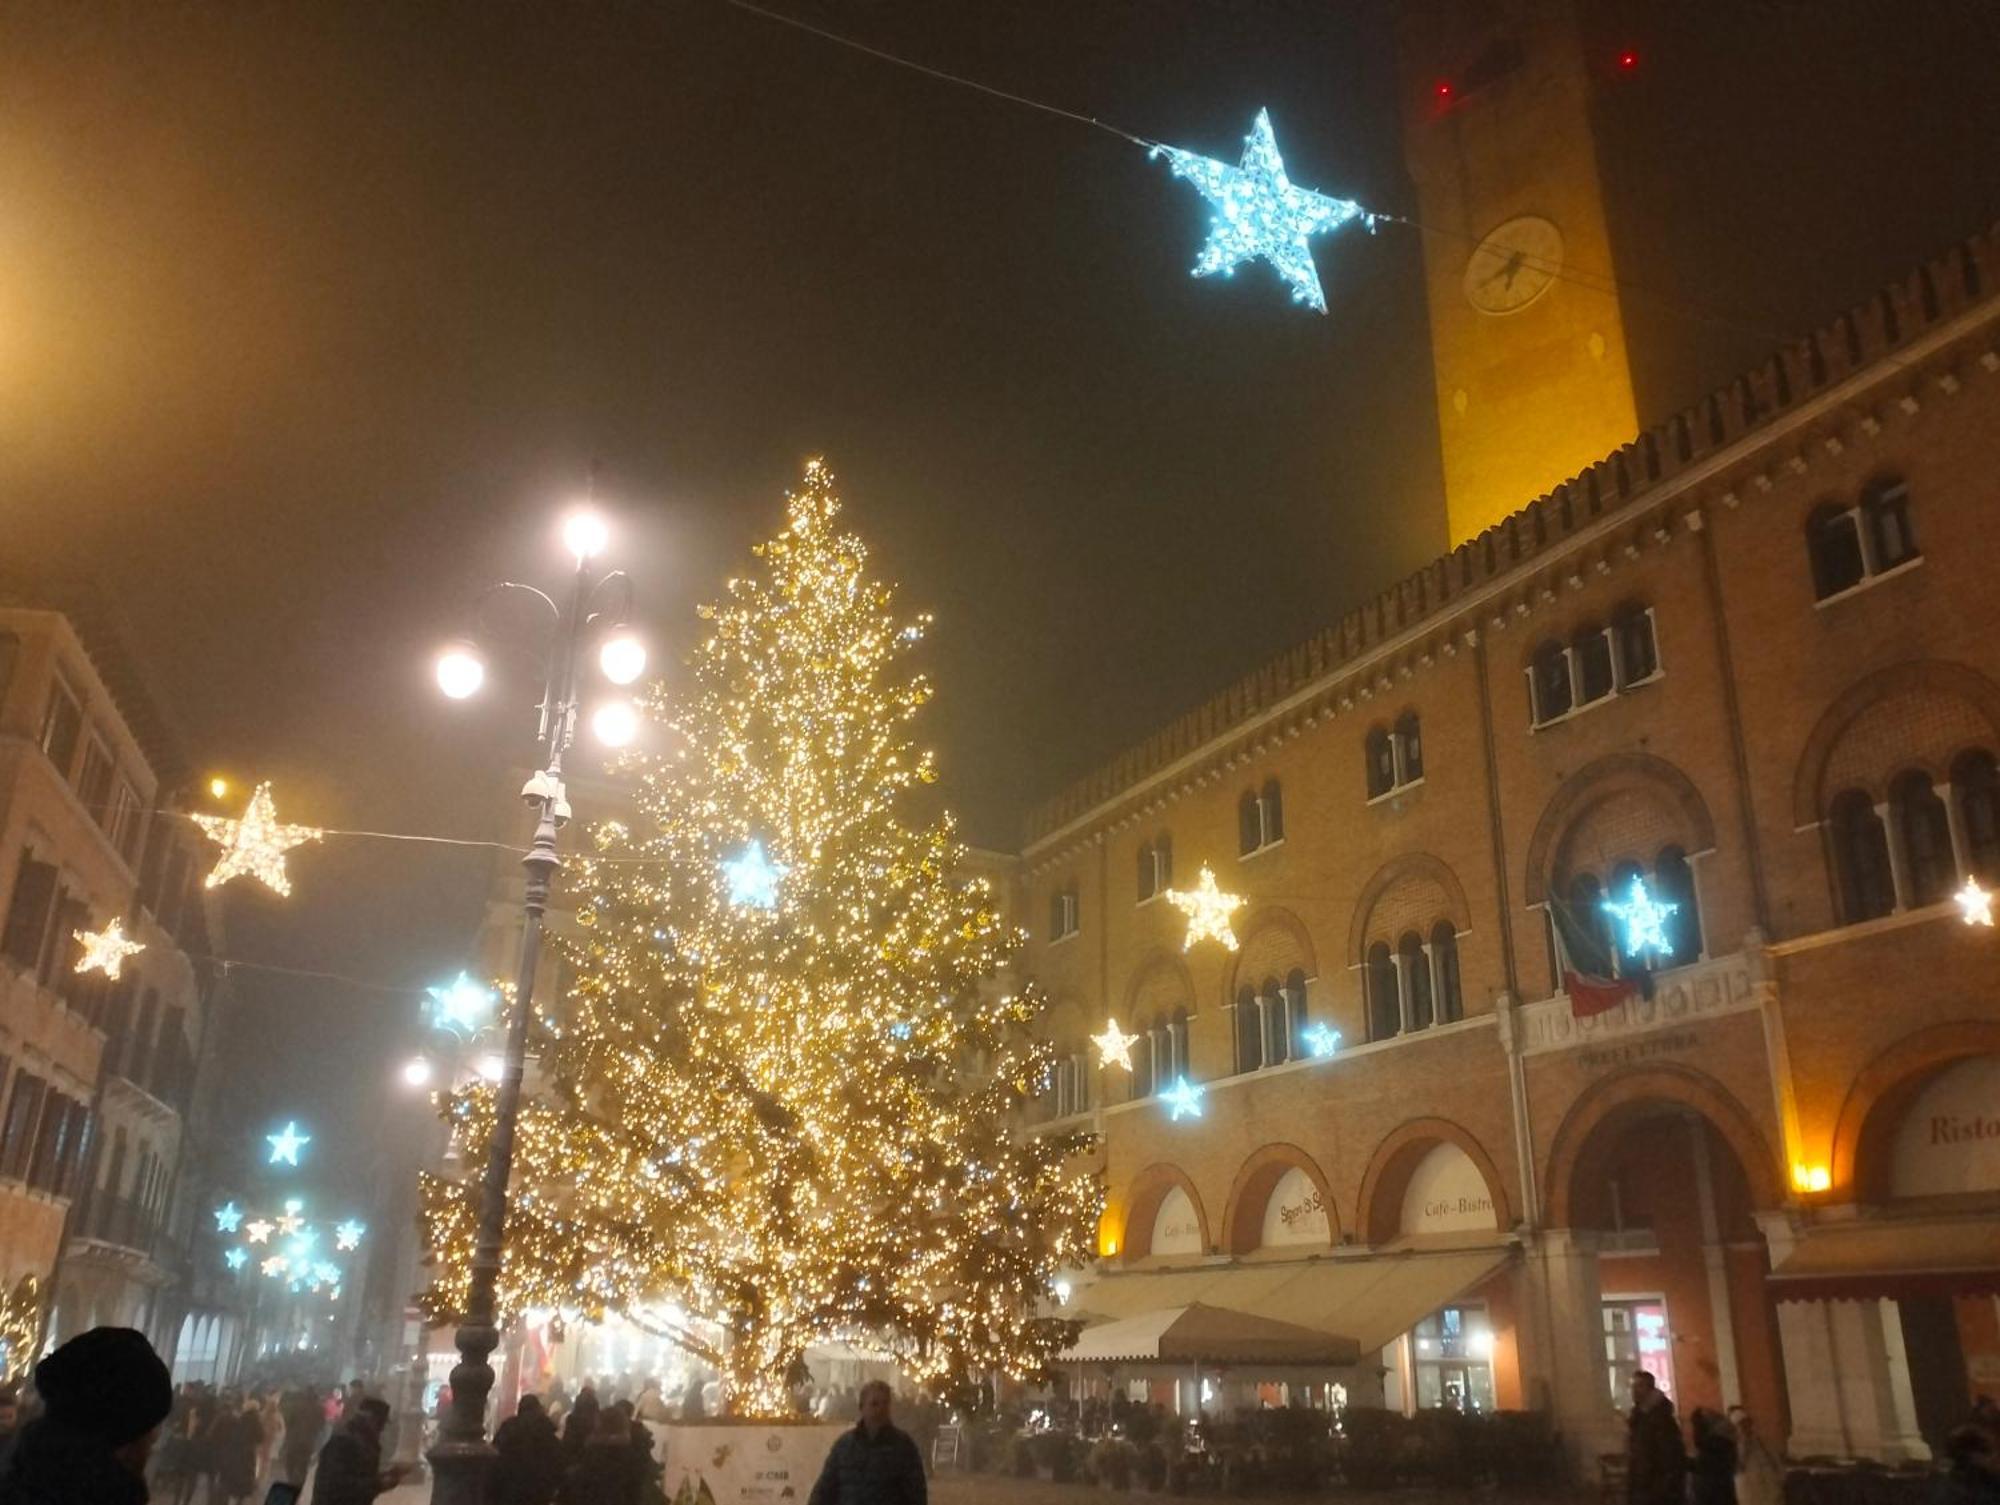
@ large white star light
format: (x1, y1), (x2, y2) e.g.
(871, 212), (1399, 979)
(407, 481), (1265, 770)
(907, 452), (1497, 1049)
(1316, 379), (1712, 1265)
(1161, 1076), (1205, 1121)
(192, 782), (322, 897)
(267, 1122), (311, 1167)
(1955, 877), (1994, 928)
(1602, 876), (1678, 960)
(1165, 864), (1245, 952)
(73, 919), (145, 979)
(723, 841), (785, 910)
(1155, 109), (1374, 313)
(1092, 1018), (1141, 1071)
(426, 973), (497, 1038)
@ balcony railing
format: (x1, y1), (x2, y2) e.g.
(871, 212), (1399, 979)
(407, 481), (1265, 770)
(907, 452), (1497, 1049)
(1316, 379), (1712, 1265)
(1516, 949), (1762, 1057)
(80, 1193), (159, 1256)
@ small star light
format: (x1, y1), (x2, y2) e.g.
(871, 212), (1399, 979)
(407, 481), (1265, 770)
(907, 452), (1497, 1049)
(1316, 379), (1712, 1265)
(1305, 1024), (1342, 1059)
(260, 1256), (289, 1279)
(1955, 877), (1994, 927)
(334, 1220), (365, 1252)
(192, 782), (323, 897)
(244, 1220), (274, 1245)
(312, 1261), (341, 1287)
(224, 1247), (248, 1272)
(1161, 1076), (1205, 1121)
(426, 973), (497, 1037)
(1602, 876), (1678, 960)
(1154, 108), (1374, 313)
(214, 1201), (243, 1234)
(266, 1122), (310, 1167)
(1165, 864), (1245, 952)
(723, 841), (785, 910)
(275, 1211), (305, 1238)
(1092, 1018), (1141, 1071)
(73, 919), (144, 980)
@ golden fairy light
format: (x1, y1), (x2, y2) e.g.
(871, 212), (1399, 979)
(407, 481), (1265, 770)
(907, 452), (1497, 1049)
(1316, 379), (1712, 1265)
(192, 782), (323, 896)
(73, 918), (144, 979)
(1091, 1018), (1140, 1071)
(1165, 863), (1245, 951)
(419, 460), (1101, 1417)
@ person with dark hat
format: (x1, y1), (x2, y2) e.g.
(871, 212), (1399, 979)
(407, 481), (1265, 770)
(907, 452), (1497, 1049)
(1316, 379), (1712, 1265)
(310, 1396), (409, 1505)
(0, 1325), (173, 1503)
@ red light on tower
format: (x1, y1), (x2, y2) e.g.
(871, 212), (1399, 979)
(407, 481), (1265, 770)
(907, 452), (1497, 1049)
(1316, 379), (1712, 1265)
(1617, 48), (1639, 71)
(1434, 79), (1454, 102)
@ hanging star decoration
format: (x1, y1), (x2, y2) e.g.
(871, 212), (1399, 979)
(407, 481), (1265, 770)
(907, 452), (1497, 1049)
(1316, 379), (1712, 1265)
(311, 1261), (342, 1288)
(287, 1228), (317, 1256)
(214, 1201), (243, 1234)
(1160, 1076), (1205, 1121)
(1304, 1023), (1342, 1059)
(224, 1247), (248, 1272)
(276, 1212), (305, 1239)
(1602, 876), (1678, 959)
(1154, 108), (1374, 313)
(244, 1219), (274, 1245)
(1165, 864), (1245, 952)
(266, 1122), (310, 1167)
(426, 973), (497, 1038)
(73, 918), (144, 980)
(1955, 877), (1994, 927)
(192, 781), (323, 897)
(722, 840), (785, 910)
(260, 1256), (289, 1279)
(334, 1219), (365, 1252)
(1092, 1018), (1141, 1071)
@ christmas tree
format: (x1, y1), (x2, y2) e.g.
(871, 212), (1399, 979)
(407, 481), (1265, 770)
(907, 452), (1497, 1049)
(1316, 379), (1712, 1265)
(420, 461), (1100, 1416)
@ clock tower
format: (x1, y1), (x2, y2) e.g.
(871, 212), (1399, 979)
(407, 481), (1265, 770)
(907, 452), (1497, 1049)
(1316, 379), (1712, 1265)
(1397, 0), (1639, 546)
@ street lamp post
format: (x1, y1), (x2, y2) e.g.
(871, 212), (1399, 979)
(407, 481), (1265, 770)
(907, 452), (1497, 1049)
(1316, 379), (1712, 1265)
(426, 507), (644, 1505)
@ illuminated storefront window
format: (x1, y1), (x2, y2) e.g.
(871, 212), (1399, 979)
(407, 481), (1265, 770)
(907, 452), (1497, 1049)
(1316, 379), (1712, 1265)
(1412, 1304), (1496, 1412)
(1602, 1299), (1674, 1403)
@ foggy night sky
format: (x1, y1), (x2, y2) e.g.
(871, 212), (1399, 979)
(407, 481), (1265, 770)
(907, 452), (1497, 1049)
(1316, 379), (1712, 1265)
(2, 0), (1998, 1206)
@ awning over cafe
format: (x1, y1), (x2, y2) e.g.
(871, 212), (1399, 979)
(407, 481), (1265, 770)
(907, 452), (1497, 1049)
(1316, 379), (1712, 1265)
(1059, 1303), (1359, 1366)
(1767, 1213), (2000, 1302)
(1062, 1244), (1514, 1358)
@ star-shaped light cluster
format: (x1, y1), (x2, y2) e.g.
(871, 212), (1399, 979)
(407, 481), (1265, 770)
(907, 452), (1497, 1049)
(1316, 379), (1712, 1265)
(193, 782), (322, 897)
(244, 1219), (274, 1246)
(1602, 876), (1679, 960)
(334, 1220), (366, 1252)
(427, 973), (497, 1038)
(1956, 877), (1994, 927)
(1165, 864), (1245, 952)
(214, 1201), (243, 1234)
(1092, 1018), (1140, 1071)
(1155, 109), (1374, 313)
(267, 1122), (310, 1167)
(224, 1248), (248, 1272)
(722, 840), (785, 910)
(1304, 1024), (1342, 1060)
(73, 919), (144, 980)
(1161, 1076), (1205, 1121)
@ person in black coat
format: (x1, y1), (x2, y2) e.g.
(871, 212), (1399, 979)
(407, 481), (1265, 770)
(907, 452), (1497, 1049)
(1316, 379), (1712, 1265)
(559, 1408), (645, 1505)
(808, 1383), (927, 1505)
(1690, 1408), (1738, 1505)
(561, 1385), (599, 1462)
(0, 1325), (173, 1505)
(494, 1395), (566, 1505)
(1626, 1371), (1688, 1505)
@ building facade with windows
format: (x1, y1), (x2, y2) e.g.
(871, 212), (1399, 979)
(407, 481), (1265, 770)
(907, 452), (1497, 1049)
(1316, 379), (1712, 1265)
(1016, 224), (2000, 1465)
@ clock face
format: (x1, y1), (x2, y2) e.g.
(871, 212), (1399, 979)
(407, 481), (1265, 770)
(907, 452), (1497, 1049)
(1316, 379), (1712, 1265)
(1463, 216), (1564, 315)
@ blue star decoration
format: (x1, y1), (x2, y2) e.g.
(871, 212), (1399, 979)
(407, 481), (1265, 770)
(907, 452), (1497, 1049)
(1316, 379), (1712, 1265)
(1603, 877), (1678, 960)
(224, 1247), (248, 1272)
(214, 1201), (243, 1234)
(267, 1121), (310, 1167)
(334, 1220), (365, 1252)
(1155, 109), (1374, 313)
(1161, 1076), (1205, 1121)
(426, 972), (497, 1038)
(1305, 1024), (1343, 1060)
(723, 841), (785, 910)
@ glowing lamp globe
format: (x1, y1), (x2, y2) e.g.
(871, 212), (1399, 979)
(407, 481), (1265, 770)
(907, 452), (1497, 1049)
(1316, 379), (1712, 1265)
(591, 700), (639, 748)
(562, 510), (609, 561)
(598, 632), (647, 686)
(401, 1056), (435, 1088)
(435, 644), (485, 700)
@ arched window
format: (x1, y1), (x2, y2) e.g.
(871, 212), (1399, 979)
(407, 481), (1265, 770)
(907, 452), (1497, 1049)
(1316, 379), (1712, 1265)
(1573, 624), (1614, 704)
(1653, 846), (1702, 966)
(1612, 604), (1659, 685)
(1862, 479), (1917, 570)
(1137, 842), (1155, 902)
(1831, 789), (1896, 922)
(1807, 503), (1866, 599)
(1530, 640), (1572, 724)
(1155, 834), (1173, 894)
(1262, 780), (1285, 843)
(1891, 769), (1954, 907)
(1259, 975), (1286, 1064)
(1365, 727), (1395, 799)
(1395, 712), (1423, 784)
(1568, 872), (1613, 966)
(1365, 942), (1399, 1043)
(1239, 791), (1263, 856)
(1399, 932), (1432, 1031)
(1953, 749), (2000, 880)
(1430, 922), (1462, 1023)
(1234, 985), (1264, 1073)
(1284, 969), (1310, 1060)
(1131, 1028), (1156, 1100)
(1170, 1007), (1191, 1079)
(1049, 885), (1079, 941)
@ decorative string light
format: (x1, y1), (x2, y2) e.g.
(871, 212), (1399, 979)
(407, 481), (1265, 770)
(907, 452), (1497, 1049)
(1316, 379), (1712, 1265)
(420, 460), (1100, 1417)
(1154, 109), (1374, 313)
(244, 1220), (274, 1246)
(334, 1220), (365, 1252)
(266, 1122), (311, 1167)
(260, 1256), (289, 1279)
(73, 919), (144, 979)
(1305, 1024), (1342, 1059)
(1602, 876), (1678, 959)
(214, 1201), (244, 1234)
(224, 1247), (249, 1272)
(427, 973), (498, 1037)
(1164, 864), (1245, 952)
(193, 782), (323, 897)
(1160, 1077), (1205, 1121)
(1092, 1018), (1140, 1071)
(1955, 877), (1994, 927)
